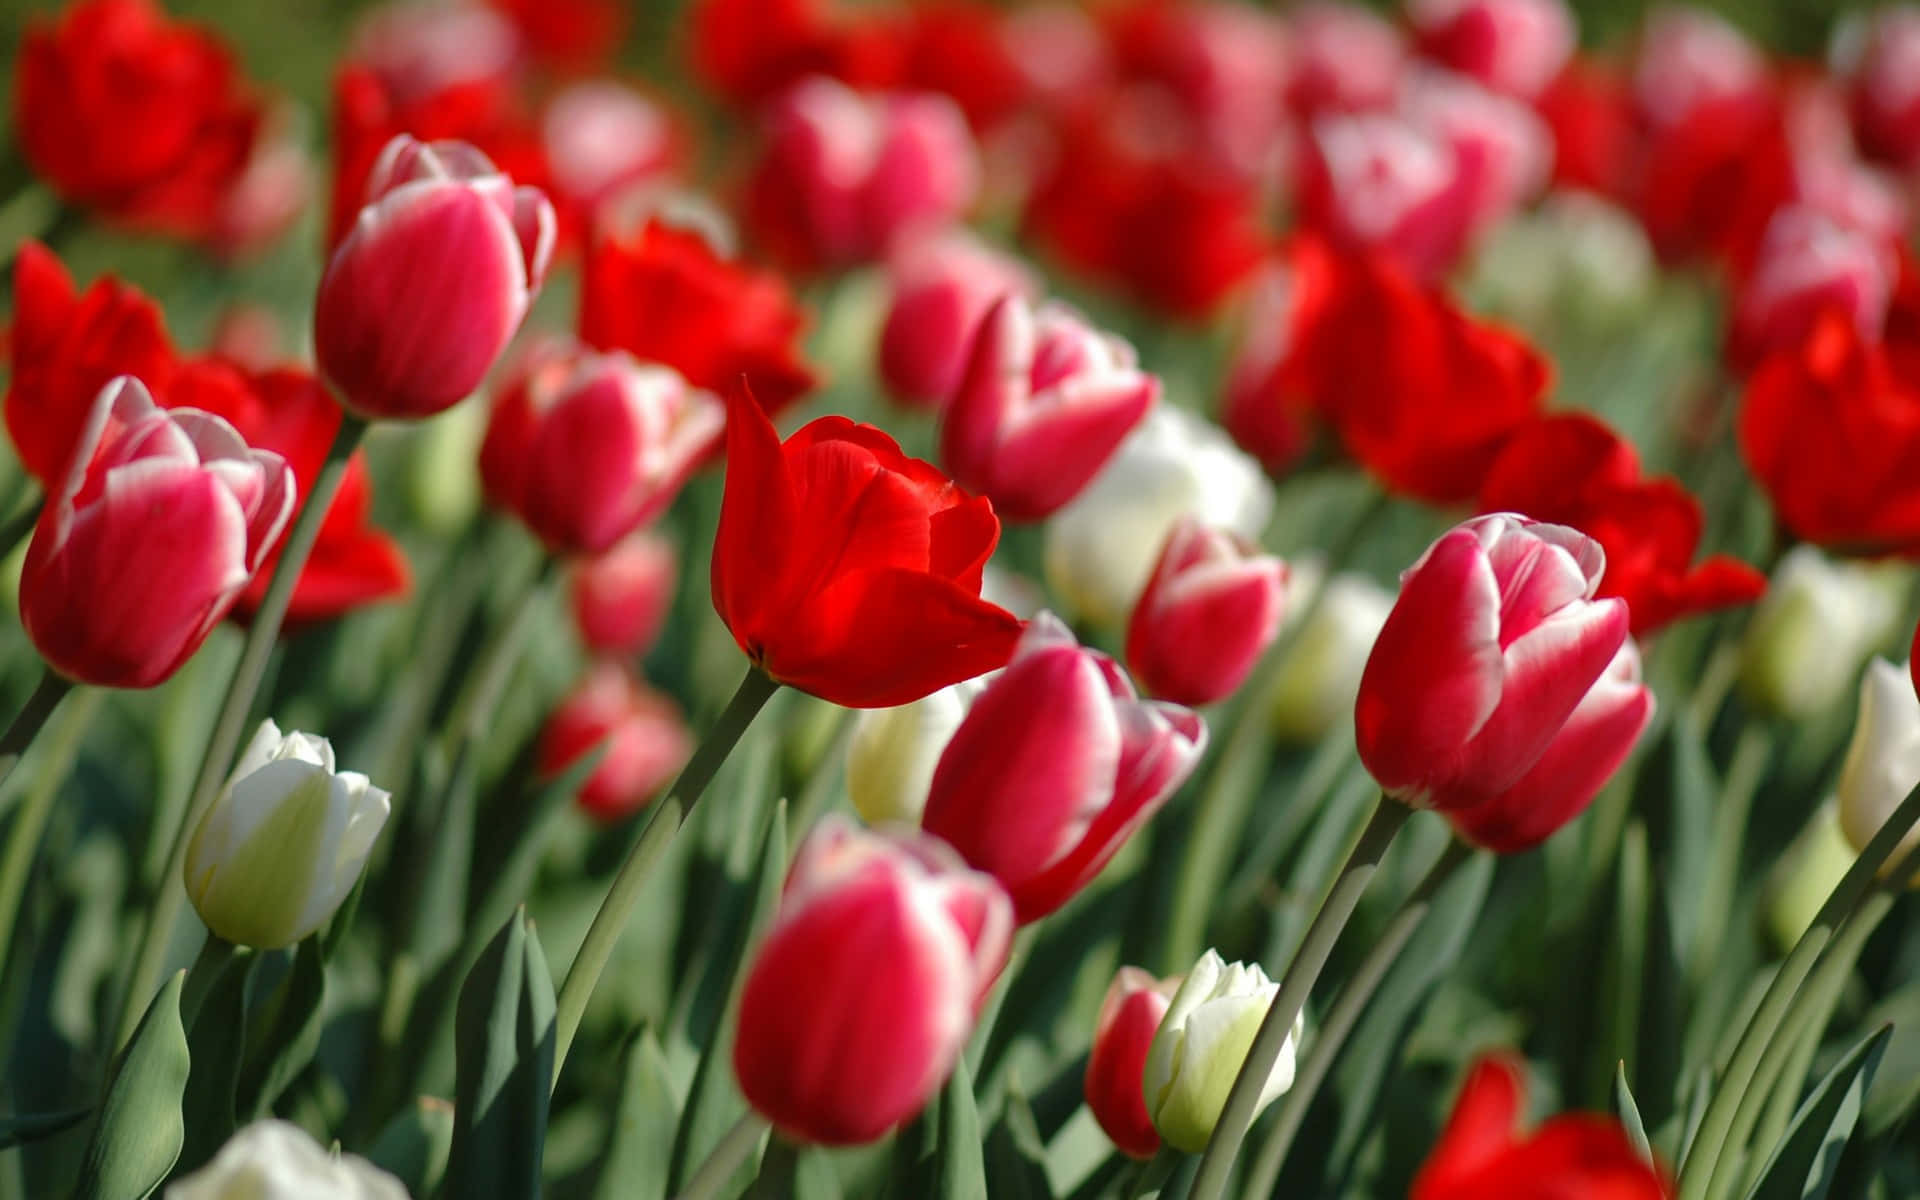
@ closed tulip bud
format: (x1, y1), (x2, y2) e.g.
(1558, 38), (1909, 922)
(1728, 207), (1896, 371)
(315, 135), (556, 419)
(734, 817), (1013, 1144)
(1836, 658), (1920, 882)
(1046, 406), (1274, 629)
(570, 529), (677, 658)
(1403, 69), (1552, 251)
(1297, 112), (1466, 280)
(922, 613), (1207, 922)
(183, 720), (391, 949)
(1410, 0), (1575, 99)
(942, 298), (1159, 521)
(22, 377), (293, 689)
(1267, 564), (1394, 743)
(167, 1119), (406, 1200)
(480, 337), (724, 555)
(1357, 515), (1650, 840)
(879, 231), (1036, 410)
(1085, 966), (1178, 1160)
(536, 664), (693, 822)
(1740, 546), (1905, 719)
(1142, 949), (1301, 1153)
(1126, 518), (1287, 707)
(847, 680), (984, 827)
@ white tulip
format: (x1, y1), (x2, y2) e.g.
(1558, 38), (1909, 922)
(846, 679), (984, 826)
(1266, 562), (1394, 743)
(1141, 949), (1301, 1153)
(168, 1119), (407, 1199)
(1739, 545), (1906, 719)
(1837, 658), (1920, 883)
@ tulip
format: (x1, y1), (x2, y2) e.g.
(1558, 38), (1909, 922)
(941, 298), (1159, 521)
(1103, 0), (1291, 178)
(1409, 0), (1574, 99)
(1126, 518), (1287, 707)
(1460, 192), (1656, 328)
(536, 664), (693, 822)
(1355, 515), (1643, 824)
(1835, 658), (1920, 883)
(1844, 6), (1920, 169)
(22, 378), (293, 689)
(1084, 966), (1178, 1160)
(183, 720), (391, 949)
(1401, 69), (1552, 256)
(711, 382), (1024, 708)
(1045, 406), (1273, 629)
(541, 81), (680, 215)
(846, 680), (983, 826)
(480, 337), (724, 555)
(1141, 949), (1300, 1154)
(315, 135), (556, 419)
(878, 231), (1036, 410)
(1633, 6), (1768, 130)
(733, 817), (1013, 1145)
(1220, 241), (1337, 474)
(1266, 564), (1394, 744)
(570, 530), (678, 658)
(1728, 206), (1897, 371)
(1739, 545), (1906, 718)
(1412, 1055), (1668, 1199)
(921, 613), (1206, 922)
(167, 1119), (407, 1200)
(1296, 112), (1466, 281)
(1288, 2), (1407, 115)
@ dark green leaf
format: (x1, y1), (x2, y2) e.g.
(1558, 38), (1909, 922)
(445, 908), (557, 1200)
(593, 1030), (683, 1200)
(935, 1057), (987, 1200)
(1616, 1062), (1654, 1164)
(365, 1096), (455, 1197)
(237, 941), (327, 1119)
(75, 971), (190, 1200)
(983, 1082), (1055, 1200)
(177, 949), (253, 1175)
(0, 1106), (90, 1151)
(1745, 1025), (1891, 1200)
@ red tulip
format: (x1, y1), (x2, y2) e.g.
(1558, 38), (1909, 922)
(941, 297), (1157, 521)
(1535, 57), (1635, 196)
(316, 136), (556, 419)
(484, 0), (629, 73)
(1410, 0), (1574, 100)
(1402, 69), (1552, 256)
(1356, 515), (1641, 828)
(1413, 1055), (1669, 1199)
(878, 230), (1035, 410)
(1085, 966), (1177, 1160)
(1295, 112), (1468, 282)
(889, 1), (1031, 132)
(711, 383), (1023, 708)
(1633, 90), (1794, 272)
(539, 82), (681, 218)
(1846, 6), (1920, 170)
(1632, 6), (1768, 130)
(1479, 414), (1765, 636)
(571, 530), (677, 658)
(1126, 518), (1287, 707)
(578, 217), (818, 418)
(1287, 2), (1407, 116)
(734, 817), (1013, 1145)
(21, 377), (293, 688)
(1220, 240), (1339, 474)
(14, 0), (262, 239)
(922, 613), (1206, 921)
(536, 664), (693, 821)
(4, 240), (176, 487)
(480, 338), (723, 555)
(688, 0), (898, 110)
(1727, 206), (1897, 372)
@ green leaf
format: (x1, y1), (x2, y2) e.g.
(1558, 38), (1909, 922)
(177, 950), (254, 1175)
(1744, 1025), (1891, 1200)
(237, 941), (328, 1119)
(983, 1082), (1055, 1200)
(593, 1030), (684, 1200)
(0, 1106), (90, 1150)
(75, 971), (190, 1200)
(934, 1057), (987, 1200)
(747, 1139), (843, 1200)
(365, 1096), (456, 1198)
(444, 908), (557, 1200)
(1616, 1062), (1654, 1164)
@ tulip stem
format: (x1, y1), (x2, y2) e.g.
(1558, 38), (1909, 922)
(1242, 839), (1478, 1195)
(1122, 1146), (1180, 1199)
(176, 935), (239, 1031)
(552, 666), (781, 1085)
(1676, 778), (1920, 1200)
(0, 669), (73, 794)
(678, 1111), (767, 1200)
(109, 414), (369, 1053)
(1184, 794), (1411, 1200)
(0, 687), (103, 978)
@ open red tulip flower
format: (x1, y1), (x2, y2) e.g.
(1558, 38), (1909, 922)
(1356, 514), (1654, 851)
(1414, 1055), (1669, 1199)
(711, 384), (1024, 708)
(22, 377), (294, 688)
(1220, 239), (1340, 474)
(1480, 414), (1765, 636)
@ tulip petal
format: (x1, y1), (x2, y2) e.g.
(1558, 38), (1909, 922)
(712, 381), (797, 658)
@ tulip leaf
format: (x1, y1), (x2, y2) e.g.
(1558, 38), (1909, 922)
(593, 1029), (683, 1200)
(1616, 1062), (1654, 1164)
(0, 1105), (90, 1150)
(366, 1096), (456, 1198)
(445, 907), (557, 1200)
(935, 1057), (988, 1200)
(237, 940), (328, 1119)
(983, 1081), (1056, 1200)
(1744, 1025), (1890, 1200)
(747, 1138), (843, 1200)
(177, 948), (254, 1176)
(74, 971), (190, 1200)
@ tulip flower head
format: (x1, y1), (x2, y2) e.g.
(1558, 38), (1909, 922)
(1125, 518), (1288, 707)
(1409, 0), (1576, 100)
(922, 613), (1207, 922)
(1266, 564), (1394, 744)
(570, 529), (678, 658)
(168, 1119), (407, 1200)
(734, 817), (1013, 1144)
(1740, 545), (1906, 718)
(1729, 207), (1897, 371)
(315, 135), (556, 419)
(184, 720), (391, 950)
(536, 664), (693, 822)
(846, 680), (984, 827)
(1288, 2), (1408, 116)
(1837, 658), (1920, 883)
(1085, 966), (1179, 1160)
(878, 231), (1036, 410)
(22, 377), (293, 689)
(1142, 949), (1301, 1154)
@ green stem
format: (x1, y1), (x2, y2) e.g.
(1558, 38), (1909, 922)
(1689, 725), (1771, 988)
(680, 1111), (767, 1200)
(551, 667), (781, 1083)
(1123, 1146), (1181, 1200)
(1186, 795), (1411, 1200)
(110, 415), (369, 1052)
(1676, 778), (1920, 1200)
(0, 688), (103, 976)
(1243, 839), (1476, 1195)
(176, 936), (238, 1031)
(0, 669), (72, 796)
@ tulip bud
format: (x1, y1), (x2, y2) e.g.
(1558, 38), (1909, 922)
(941, 297), (1159, 521)
(1740, 545), (1906, 719)
(479, 337), (724, 555)
(1267, 564), (1394, 744)
(1409, 0), (1575, 100)
(1402, 69), (1552, 253)
(183, 720), (391, 950)
(168, 1118), (407, 1200)
(878, 231), (1036, 410)
(541, 81), (678, 215)
(1046, 406), (1274, 629)
(846, 680), (983, 827)
(734, 817), (1013, 1144)
(1840, 6), (1920, 169)
(1289, 2), (1408, 115)
(1297, 112), (1466, 279)
(1220, 245), (1335, 474)
(315, 135), (556, 418)
(1634, 6), (1768, 129)
(1126, 518), (1287, 707)
(570, 529), (677, 658)
(1142, 949), (1301, 1153)
(1836, 657), (1920, 883)
(22, 377), (293, 689)
(1085, 966), (1178, 1160)
(536, 664), (693, 822)
(922, 614), (1207, 922)
(1728, 206), (1896, 370)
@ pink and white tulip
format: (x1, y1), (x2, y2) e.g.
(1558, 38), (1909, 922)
(1296, 112), (1465, 280)
(1409, 0), (1575, 100)
(1633, 7), (1769, 129)
(570, 529), (677, 658)
(1126, 518), (1288, 707)
(1402, 69), (1553, 253)
(1729, 206), (1897, 370)
(1287, 2), (1407, 115)
(535, 664), (692, 822)
(878, 231), (1036, 410)
(1842, 5), (1920, 169)
(1085, 966), (1179, 1161)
